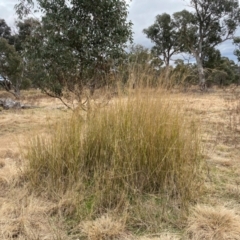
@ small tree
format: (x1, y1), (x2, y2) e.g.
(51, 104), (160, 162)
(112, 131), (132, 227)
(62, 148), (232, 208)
(143, 13), (182, 79)
(174, 0), (240, 89)
(15, 0), (132, 107)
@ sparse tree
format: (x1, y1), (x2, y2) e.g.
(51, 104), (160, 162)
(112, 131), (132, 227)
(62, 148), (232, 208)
(143, 13), (182, 78)
(174, 0), (240, 89)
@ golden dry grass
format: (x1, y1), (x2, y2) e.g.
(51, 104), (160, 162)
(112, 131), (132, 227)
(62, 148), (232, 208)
(80, 213), (180, 240)
(80, 214), (127, 240)
(0, 194), (68, 239)
(0, 91), (70, 240)
(0, 87), (239, 239)
(186, 205), (240, 240)
(137, 235), (179, 240)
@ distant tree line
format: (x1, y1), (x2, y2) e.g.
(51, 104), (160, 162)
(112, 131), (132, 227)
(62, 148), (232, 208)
(0, 0), (240, 100)
(143, 0), (240, 89)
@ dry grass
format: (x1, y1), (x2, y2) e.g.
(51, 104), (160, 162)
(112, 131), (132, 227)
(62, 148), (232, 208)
(0, 91), (70, 240)
(0, 87), (239, 239)
(80, 214), (127, 240)
(24, 90), (204, 234)
(0, 193), (69, 240)
(186, 205), (240, 240)
(137, 234), (179, 240)
(0, 160), (5, 168)
(80, 214), (180, 240)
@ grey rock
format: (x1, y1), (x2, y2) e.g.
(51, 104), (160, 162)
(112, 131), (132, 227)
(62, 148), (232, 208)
(0, 98), (22, 110)
(0, 98), (41, 110)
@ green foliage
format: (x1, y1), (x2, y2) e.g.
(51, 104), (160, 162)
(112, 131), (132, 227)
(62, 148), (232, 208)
(233, 37), (240, 62)
(126, 44), (159, 87)
(20, 78), (32, 90)
(142, 0), (240, 88)
(14, 18), (40, 53)
(143, 13), (181, 67)
(173, 0), (240, 86)
(0, 19), (14, 45)
(206, 57), (239, 86)
(171, 60), (198, 86)
(175, 0), (240, 52)
(0, 38), (22, 91)
(25, 93), (204, 224)
(203, 49), (222, 69)
(128, 44), (151, 65)
(170, 55), (239, 88)
(0, 19), (35, 95)
(15, 0), (133, 99)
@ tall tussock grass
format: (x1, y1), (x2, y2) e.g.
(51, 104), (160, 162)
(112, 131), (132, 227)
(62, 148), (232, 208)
(25, 91), (204, 226)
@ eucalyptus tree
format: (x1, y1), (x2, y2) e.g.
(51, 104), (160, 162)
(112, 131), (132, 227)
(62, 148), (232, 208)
(0, 19), (11, 39)
(14, 18), (40, 53)
(202, 48), (221, 69)
(0, 19), (15, 45)
(15, 0), (132, 106)
(206, 56), (238, 86)
(143, 13), (182, 78)
(0, 38), (23, 97)
(173, 0), (240, 89)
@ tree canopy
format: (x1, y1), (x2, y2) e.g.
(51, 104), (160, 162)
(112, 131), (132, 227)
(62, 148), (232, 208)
(15, 0), (132, 101)
(143, 0), (240, 89)
(0, 37), (23, 96)
(173, 0), (240, 88)
(143, 13), (181, 68)
(0, 19), (15, 45)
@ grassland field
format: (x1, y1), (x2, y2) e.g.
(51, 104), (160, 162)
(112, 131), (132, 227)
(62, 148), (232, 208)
(0, 86), (240, 240)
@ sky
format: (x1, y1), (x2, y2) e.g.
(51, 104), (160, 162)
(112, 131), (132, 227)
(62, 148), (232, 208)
(0, 0), (239, 63)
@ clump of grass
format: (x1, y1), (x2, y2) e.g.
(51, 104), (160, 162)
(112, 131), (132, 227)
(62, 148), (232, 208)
(0, 195), (68, 240)
(186, 205), (240, 240)
(0, 160), (5, 168)
(138, 234), (179, 240)
(25, 92), (204, 230)
(223, 87), (240, 146)
(80, 214), (127, 240)
(0, 176), (9, 193)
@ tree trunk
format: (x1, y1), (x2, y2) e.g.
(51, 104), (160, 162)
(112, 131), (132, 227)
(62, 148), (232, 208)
(14, 87), (21, 99)
(12, 79), (21, 99)
(165, 65), (170, 79)
(164, 57), (171, 88)
(194, 54), (206, 90)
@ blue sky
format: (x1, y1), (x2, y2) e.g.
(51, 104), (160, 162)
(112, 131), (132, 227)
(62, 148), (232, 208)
(1, 0), (240, 63)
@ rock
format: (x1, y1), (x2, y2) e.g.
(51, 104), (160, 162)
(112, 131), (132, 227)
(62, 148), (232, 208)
(0, 98), (21, 110)
(0, 98), (40, 110)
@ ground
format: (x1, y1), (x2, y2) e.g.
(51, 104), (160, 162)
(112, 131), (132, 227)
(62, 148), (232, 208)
(0, 87), (239, 239)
